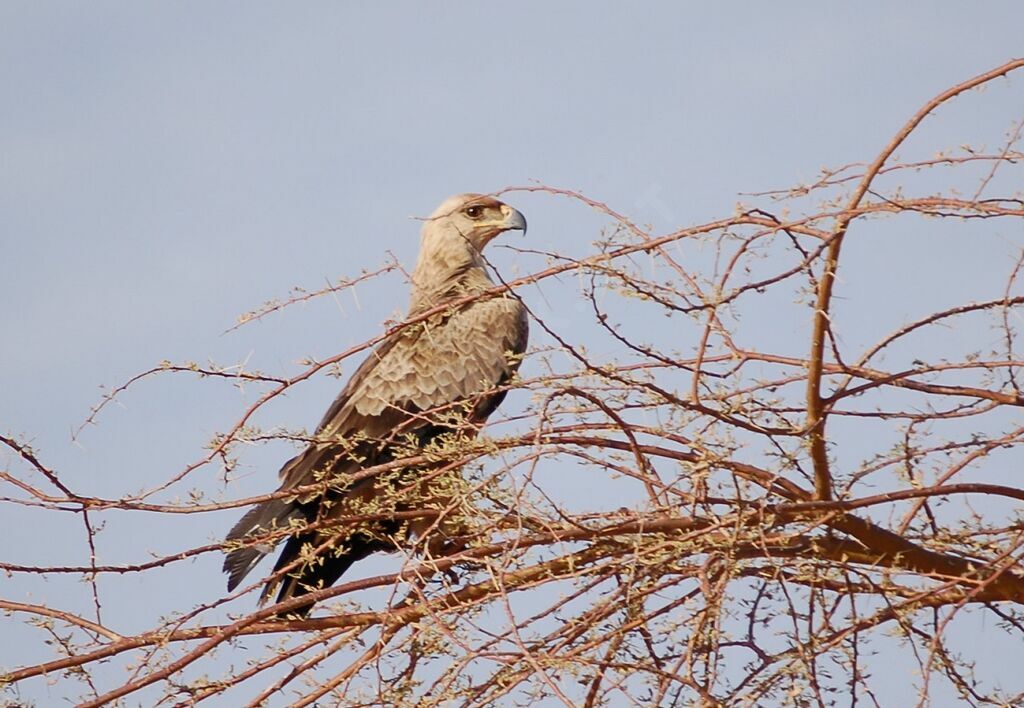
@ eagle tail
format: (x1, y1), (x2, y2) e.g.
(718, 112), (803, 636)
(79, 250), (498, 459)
(260, 531), (388, 617)
(223, 499), (301, 592)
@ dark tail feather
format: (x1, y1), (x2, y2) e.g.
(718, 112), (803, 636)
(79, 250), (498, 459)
(223, 499), (301, 592)
(261, 532), (390, 617)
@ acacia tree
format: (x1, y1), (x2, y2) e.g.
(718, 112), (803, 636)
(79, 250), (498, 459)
(3, 59), (1024, 707)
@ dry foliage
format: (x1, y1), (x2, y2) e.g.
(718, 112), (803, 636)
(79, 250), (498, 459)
(3, 59), (1024, 707)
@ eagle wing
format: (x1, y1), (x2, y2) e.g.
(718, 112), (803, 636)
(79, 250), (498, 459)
(278, 295), (528, 491)
(224, 294), (527, 596)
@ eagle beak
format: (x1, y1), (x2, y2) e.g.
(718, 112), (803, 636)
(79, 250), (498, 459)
(499, 204), (528, 235)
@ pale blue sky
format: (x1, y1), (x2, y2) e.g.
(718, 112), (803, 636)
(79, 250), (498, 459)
(2, 3), (1023, 705)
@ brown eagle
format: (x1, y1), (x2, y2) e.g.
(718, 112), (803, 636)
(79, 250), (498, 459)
(223, 193), (528, 615)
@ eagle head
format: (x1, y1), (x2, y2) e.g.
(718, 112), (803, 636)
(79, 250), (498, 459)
(423, 193), (527, 251)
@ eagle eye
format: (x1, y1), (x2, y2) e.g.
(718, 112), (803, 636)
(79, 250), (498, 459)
(464, 205), (484, 219)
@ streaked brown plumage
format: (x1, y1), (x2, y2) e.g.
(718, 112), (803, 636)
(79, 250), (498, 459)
(223, 194), (528, 615)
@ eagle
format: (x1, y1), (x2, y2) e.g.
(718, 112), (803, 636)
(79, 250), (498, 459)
(223, 193), (529, 616)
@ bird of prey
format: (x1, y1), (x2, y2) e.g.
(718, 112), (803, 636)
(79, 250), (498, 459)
(223, 193), (528, 615)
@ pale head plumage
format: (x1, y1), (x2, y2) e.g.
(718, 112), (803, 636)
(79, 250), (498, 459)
(410, 193), (526, 314)
(423, 193), (527, 249)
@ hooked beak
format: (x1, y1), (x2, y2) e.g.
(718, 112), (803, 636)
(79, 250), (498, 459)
(499, 204), (528, 235)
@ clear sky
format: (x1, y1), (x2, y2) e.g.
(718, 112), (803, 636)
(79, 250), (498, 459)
(2, 3), (1023, 705)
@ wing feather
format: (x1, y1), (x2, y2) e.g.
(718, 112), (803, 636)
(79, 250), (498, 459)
(278, 296), (526, 493)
